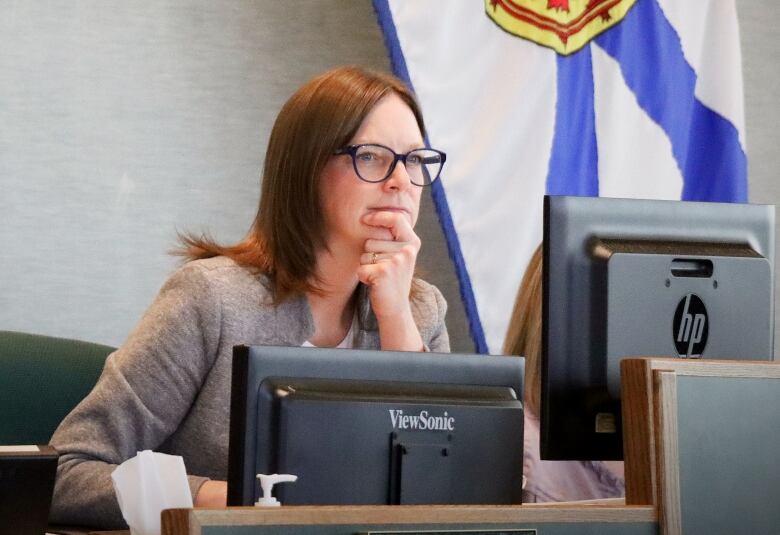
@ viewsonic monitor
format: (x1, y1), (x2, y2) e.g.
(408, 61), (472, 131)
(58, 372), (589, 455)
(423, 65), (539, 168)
(228, 346), (525, 506)
(542, 195), (775, 460)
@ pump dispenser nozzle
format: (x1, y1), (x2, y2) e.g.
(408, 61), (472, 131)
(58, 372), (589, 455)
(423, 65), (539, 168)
(254, 473), (298, 507)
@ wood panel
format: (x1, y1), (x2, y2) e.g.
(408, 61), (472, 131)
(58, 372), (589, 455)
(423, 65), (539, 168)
(161, 504), (656, 535)
(621, 357), (780, 535)
(621, 357), (780, 506)
(653, 371), (680, 535)
(621, 358), (657, 505)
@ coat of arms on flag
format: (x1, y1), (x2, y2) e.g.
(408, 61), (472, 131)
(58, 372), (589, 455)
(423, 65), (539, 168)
(485, 0), (637, 55)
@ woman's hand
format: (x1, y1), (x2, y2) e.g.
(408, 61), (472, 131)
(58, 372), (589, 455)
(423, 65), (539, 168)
(194, 480), (227, 507)
(357, 210), (425, 351)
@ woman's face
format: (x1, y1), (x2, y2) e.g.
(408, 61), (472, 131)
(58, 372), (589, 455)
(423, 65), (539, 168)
(319, 93), (424, 253)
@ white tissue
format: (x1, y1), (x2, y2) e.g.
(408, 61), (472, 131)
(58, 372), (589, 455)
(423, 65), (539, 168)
(111, 450), (193, 535)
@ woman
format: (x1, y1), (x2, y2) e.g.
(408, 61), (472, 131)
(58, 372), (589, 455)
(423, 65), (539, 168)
(50, 66), (449, 528)
(504, 244), (623, 502)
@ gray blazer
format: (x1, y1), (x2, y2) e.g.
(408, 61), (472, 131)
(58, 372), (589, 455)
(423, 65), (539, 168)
(50, 256), (449, 529)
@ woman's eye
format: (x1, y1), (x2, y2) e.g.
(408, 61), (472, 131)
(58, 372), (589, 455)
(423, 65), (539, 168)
(356, 151), (378, 161)
(406, 154), (422, 165)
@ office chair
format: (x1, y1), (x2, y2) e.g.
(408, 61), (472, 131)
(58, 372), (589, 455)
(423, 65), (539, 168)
(0, 330), (115, 444)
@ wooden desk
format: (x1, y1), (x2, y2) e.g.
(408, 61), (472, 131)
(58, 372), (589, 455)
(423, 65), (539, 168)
(47, 529), (128, 535)
(46, 529), (128, 535)
(56, 358), (780, 535)
(160, 503), (656, 534)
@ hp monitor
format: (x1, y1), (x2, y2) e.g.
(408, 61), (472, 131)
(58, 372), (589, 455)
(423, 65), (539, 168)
(542, 195), (774, 460)
(228, 346), (525, 506)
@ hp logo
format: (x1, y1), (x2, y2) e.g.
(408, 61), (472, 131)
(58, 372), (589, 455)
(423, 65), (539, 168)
(673, 294), (708, 358)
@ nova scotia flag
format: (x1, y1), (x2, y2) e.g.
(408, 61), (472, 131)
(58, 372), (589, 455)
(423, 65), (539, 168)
(374, 0), (748, 354)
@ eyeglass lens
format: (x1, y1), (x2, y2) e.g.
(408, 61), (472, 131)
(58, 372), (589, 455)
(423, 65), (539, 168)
(354, 145), (443, 185)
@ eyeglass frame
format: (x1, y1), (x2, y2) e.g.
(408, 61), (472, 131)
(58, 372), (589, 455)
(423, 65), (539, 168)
(333, 143), (447, 186)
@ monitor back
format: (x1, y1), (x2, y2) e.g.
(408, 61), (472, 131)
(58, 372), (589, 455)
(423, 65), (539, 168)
(228, 346), (525, 506)
(601, 239), (771, 397)
(267, 378), (523, 505)
(543, 195), (775, 460)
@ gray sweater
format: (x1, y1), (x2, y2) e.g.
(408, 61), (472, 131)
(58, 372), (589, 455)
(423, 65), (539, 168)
(49, 256), (449, 529)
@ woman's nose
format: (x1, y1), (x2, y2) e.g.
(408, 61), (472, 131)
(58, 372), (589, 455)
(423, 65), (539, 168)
(383, 160), (413, 192)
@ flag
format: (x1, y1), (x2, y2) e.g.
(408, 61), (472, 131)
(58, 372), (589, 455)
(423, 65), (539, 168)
(373, 0), (747, 354)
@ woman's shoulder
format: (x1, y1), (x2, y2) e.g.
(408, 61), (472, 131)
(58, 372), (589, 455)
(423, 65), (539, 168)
(175, 255), (268, 281)
(165, 256), (273, 301)
(409, 278), (448, 329)
(411, 278), (447, 309)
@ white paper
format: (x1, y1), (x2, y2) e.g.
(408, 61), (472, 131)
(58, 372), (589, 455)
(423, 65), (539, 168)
(111, 450), (193, 535)
(0, 445), (40, 452)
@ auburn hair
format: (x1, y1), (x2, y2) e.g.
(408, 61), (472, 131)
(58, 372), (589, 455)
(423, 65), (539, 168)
(178, 66), (426, 301)
(503, 244), (543, 417)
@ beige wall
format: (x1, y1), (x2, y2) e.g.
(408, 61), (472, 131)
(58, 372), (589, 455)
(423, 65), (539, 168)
(740, 0), (780, 354)
(0, 0), (471, 349)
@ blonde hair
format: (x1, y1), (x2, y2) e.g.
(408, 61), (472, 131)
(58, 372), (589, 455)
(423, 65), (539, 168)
(503, 243), (543, 416)
(178, 66), (426, 302)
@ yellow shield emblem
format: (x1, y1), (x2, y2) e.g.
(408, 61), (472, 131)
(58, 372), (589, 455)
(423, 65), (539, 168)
(485, 0), (637, 55)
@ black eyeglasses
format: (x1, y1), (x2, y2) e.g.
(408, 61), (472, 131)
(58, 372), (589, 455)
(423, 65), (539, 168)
(334, 143), (446, 186)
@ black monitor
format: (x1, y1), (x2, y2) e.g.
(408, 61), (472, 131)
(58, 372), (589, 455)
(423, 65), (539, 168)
(227, 346), (525, 506)
(542, 195), (775, 460)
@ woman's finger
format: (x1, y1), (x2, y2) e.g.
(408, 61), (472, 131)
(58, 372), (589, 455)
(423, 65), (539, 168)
(363, 239), (408, 253)
(361, 251), (400, 265)
(362, 211), (415, 242)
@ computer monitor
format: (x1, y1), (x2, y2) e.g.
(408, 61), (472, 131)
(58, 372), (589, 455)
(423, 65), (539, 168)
(542, 195), (775, 460)
(227, 346), (524, 506)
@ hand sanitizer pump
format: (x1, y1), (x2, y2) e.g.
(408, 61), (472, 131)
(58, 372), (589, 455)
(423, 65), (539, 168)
(254, 473), (298, 507)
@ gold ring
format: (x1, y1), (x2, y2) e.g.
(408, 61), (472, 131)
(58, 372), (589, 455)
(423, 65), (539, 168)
(371, 252), (378, 264)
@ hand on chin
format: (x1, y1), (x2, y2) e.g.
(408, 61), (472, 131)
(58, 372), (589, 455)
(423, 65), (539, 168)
(356, 210), (420, 318)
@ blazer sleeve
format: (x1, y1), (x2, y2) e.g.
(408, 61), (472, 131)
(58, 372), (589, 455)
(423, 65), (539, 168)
(49, 263), (222, 529)
(426, 283), (450, 353)
(411, 279), (450, 353)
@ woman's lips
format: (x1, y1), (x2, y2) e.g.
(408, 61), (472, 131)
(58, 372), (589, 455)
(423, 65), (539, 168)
(368, 206), (411, 216)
